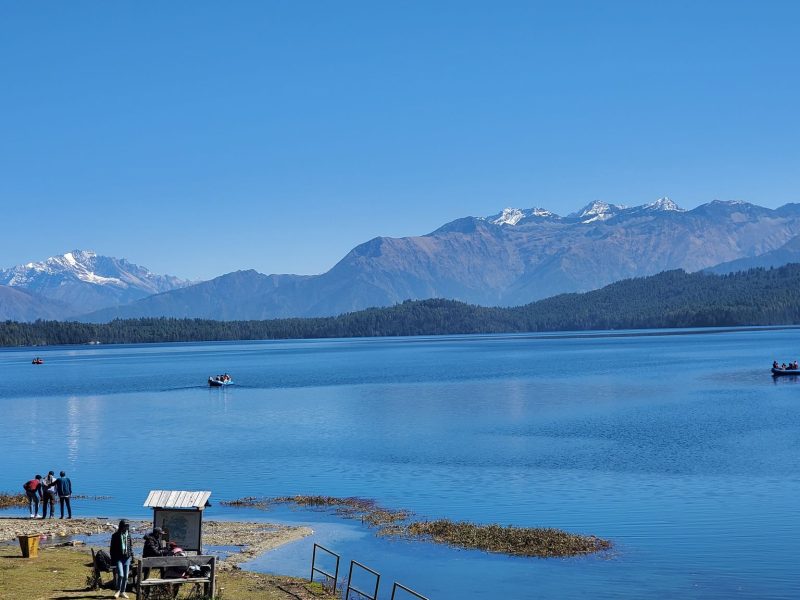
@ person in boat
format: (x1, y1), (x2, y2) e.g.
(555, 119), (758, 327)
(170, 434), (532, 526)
(774, 361), (780, 369)
(781, 363), (788, 370)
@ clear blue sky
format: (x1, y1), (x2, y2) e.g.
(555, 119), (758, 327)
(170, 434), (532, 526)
(2, 1), (799, 280)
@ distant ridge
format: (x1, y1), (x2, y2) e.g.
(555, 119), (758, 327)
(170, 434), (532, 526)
(0, 285), (68, 322)
(706, 235), (800, 274)
(0, 250), (189, 319)
(6, 263), (800, 346)
(80, 199), (800, 322)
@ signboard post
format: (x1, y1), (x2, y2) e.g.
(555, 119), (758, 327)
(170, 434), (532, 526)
(143, 491), (211, 555)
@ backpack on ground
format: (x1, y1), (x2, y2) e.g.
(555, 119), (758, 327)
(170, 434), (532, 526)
(94, 549), (113, 572)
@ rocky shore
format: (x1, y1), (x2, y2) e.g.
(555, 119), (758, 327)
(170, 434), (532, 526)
(0, 516), (311, 568)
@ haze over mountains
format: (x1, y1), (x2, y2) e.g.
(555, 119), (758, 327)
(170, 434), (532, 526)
(3, 199), (800, 323)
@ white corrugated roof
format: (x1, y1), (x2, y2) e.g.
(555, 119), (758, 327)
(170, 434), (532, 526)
(144, 490), (211, 509)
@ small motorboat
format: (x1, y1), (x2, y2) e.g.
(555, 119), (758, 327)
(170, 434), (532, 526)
(772, 367), (800, 376)
(208, 374), (233, 387)
(32, 358), (43, 365)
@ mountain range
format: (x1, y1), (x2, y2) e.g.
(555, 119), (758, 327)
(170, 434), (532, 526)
(6, 263), (800, 347)
(3, 198), (800, 323)
(0, 250), (188, 320)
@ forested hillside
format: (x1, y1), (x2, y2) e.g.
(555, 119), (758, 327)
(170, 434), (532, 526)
(3, 265), (800, 347)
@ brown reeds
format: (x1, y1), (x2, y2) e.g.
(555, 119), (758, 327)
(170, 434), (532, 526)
(0, 492), (108, 509)
(221, 495), (411, 526)
(0, 493), (26, 509)
(402, 519), (611, 557)
(220, 496), (611, 558)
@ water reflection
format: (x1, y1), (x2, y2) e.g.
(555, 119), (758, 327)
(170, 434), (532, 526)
(67, 396), (80, 464)
(2, 330), (800, 598)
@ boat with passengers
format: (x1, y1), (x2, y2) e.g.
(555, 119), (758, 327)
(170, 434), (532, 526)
(772, 360), (800, 376)
(208, 374), (233, 386)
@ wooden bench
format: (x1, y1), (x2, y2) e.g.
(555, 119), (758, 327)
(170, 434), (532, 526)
(135, 555), (216, 599)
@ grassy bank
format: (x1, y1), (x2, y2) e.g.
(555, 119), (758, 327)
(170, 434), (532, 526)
(0, 543), (335, 600)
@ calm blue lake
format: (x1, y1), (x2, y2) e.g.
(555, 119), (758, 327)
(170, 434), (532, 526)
(2, 329), (800, 599)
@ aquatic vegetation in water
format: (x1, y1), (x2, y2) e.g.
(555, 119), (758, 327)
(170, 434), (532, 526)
(0, 493), (26, 509)
(0, 492), (109, 510)
(220, 496), (610, 557)
(400, 519), (611, 558)
(221, 495), (410, 526)
(221, 496), (269, 508)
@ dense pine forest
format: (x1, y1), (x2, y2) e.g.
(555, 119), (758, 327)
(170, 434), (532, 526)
(3, 264), (800, 347)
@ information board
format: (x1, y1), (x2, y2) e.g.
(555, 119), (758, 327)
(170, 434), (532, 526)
(153, 508), (203, 552)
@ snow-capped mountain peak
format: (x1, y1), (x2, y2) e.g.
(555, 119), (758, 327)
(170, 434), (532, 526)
(10, 250), (124, 287)
(0, 250), (190, 315)
(491, 208), (526, 226)
(570, 201), (626, 223)
(485, 207), (558, 226)
(644, 197), (684, 212)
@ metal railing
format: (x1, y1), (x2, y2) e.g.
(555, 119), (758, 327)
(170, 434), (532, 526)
(345, 559), (380, 600)
(310, 545), (428, 599)
(391, 582), (430, 600)
(310, 543), (340, 593)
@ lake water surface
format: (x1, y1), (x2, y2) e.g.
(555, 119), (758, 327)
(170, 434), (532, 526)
(2, 329), (800, 599)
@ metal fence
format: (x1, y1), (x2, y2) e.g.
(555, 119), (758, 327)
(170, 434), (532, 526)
(310, 545), (428, 599)
(345, 559), (380, 600)
(390, 582), (429, 600)
(310, 543), (340, 593)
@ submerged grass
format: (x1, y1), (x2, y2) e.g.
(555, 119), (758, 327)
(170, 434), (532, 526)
(402, 519), (611, 558)
(0, 493), (25, 508)
(221, 496), (611, 558)
(221, 495), (410, 527)
(0, 491), (110, 509)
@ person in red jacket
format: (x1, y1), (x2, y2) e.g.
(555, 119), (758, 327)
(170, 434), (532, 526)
(23, 475), (42, 518)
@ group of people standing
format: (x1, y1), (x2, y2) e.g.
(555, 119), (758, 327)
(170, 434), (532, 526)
(22, 471), (73, 519)
(109, 521), (184, 599)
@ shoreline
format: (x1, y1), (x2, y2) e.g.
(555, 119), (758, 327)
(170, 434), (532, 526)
(0, 516), (311, 570)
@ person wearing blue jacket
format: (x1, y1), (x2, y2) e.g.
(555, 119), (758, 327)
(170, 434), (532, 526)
(55, 471), (72, 519)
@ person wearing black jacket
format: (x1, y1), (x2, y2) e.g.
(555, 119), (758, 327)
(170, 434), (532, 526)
(141, 527), (167, 582)
(142, 527), (166, 558)
(109, 519), (134, 599)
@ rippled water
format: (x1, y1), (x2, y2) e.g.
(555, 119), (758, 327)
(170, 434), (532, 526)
(2, 329), (800, 598)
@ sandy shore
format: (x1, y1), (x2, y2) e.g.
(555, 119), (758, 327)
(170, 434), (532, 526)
(0, 516), (311, 569)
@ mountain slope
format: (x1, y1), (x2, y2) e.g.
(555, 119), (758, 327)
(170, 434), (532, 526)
(706, 235), (800, 274)
(9, 263), (800, 345)
(0, 250), (189, 317)
(0, 286), (68, 322)
(80, 199), (800, 322)
(82, 270), (310, 322)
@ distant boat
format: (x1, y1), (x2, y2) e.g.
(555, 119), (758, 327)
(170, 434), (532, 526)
(772, 367), (800, 376)
(208, 374), (233, 387)
(32, 358), (43, 365)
